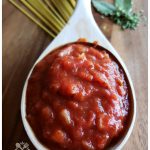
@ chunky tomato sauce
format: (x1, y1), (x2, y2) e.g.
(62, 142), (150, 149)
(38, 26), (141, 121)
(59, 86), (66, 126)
(26, 42), (130, 150)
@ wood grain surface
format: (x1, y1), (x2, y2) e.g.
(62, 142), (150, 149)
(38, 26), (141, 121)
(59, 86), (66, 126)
(2, 0), (148, 149)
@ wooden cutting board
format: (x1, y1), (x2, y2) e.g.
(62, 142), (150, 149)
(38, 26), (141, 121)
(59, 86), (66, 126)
(2, 0), (148, 149)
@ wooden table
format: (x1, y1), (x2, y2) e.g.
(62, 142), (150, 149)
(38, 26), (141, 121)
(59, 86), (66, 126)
(3, 0), (148, 149)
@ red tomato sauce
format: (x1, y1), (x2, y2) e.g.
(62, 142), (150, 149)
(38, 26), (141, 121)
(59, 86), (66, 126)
(26, 42), (130, 150)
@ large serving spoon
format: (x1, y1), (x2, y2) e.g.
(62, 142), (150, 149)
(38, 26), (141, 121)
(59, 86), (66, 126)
(21, 0), (136, 149)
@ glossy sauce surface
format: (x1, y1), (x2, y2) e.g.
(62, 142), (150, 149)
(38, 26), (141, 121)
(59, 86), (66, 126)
(26, 43), (129, 150)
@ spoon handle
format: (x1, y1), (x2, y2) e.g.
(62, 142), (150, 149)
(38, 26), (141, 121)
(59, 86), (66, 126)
(40, 0), (118, 62)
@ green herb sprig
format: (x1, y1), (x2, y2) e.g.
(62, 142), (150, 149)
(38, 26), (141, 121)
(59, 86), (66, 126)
(92, 0), (142, 30)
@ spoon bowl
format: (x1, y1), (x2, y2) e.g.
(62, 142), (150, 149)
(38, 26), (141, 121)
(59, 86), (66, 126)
(21, 0), (136, 149)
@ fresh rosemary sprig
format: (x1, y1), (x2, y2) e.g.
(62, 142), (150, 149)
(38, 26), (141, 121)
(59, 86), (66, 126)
(92, 0), (142, 30)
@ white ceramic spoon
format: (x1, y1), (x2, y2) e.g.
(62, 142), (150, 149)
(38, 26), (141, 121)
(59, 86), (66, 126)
(21, 0), (136, 149)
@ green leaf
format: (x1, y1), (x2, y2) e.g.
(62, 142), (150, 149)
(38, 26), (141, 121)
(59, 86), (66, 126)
(92, 0), (116, 16)
(115, 0), (132, 12)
